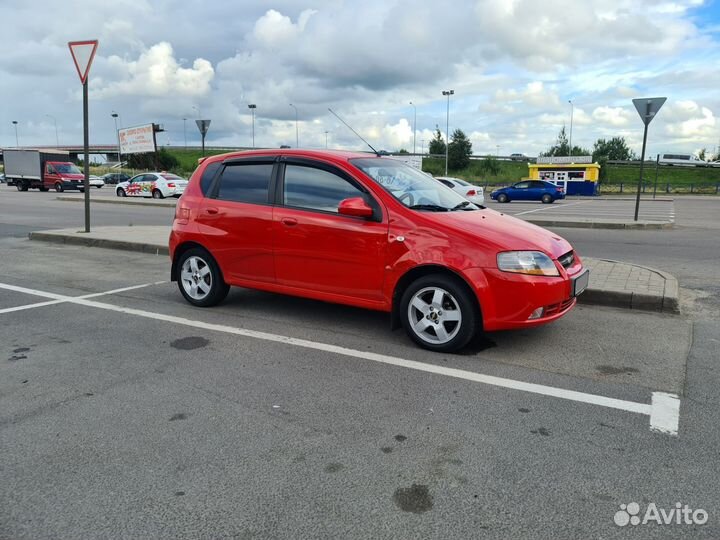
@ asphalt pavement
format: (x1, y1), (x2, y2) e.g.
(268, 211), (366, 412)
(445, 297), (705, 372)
(1, 189), (718, 538)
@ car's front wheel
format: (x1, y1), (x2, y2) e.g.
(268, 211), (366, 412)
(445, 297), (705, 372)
(55, 183), (63, 193)
(541, 194), (553, 204)
(116, 188), (126, 197)
(497, 193), (509, 203)
(400, 274), (477, 352)
(177, 248), (229, 307)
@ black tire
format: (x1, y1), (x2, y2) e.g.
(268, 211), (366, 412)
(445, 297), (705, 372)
(39, 187), (49, 192)
(497, 193), (509, 203)
(176, 248), (229, 307)
(96, 185), (103, 189)
(17, 181), (28, 192)
(117, 188), (126, 197)
(541, 193), (553, 204)
(152, 189), (164, 199)
(55, 183), (63, 193)
(399, 274), (478, 352)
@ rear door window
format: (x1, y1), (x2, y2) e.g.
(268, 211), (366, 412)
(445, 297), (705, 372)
(216, 163), (273, 204)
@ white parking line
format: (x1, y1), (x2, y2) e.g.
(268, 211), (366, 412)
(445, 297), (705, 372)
(0, 281), (680, 435)
(514, 201), (592, 216)
(0, 281), (164, 314)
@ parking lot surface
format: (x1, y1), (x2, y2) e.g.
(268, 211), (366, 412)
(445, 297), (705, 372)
(1, 190), (719, 538)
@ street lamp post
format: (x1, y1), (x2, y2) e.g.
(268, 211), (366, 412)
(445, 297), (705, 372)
(12, 121), (18, 147)
(568, 99), (574, 157)
(289, 103), (299, 148)
(183, 118), (187, 149)
(442, 90), (454, 175)
(324, 130), (329, 149)
(248, 104), (257, 148)
(111, 112), (122, 174)
(46, 114), (59, 146)
(409, 101), (416, 155)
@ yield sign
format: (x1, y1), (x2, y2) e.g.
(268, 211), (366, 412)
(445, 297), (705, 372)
(68, 40), (99, 84)
(633, 97), (667, 126)
(196, 119), (211, 136)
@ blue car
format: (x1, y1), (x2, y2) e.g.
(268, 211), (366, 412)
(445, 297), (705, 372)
(491, 180), (565, 204)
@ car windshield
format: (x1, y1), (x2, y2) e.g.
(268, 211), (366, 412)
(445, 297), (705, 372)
(54, 163), (81, 174)
(351, 158), (478, 211)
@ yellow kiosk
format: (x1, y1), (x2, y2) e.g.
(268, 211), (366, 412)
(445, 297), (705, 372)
(529, 156), (600, 195)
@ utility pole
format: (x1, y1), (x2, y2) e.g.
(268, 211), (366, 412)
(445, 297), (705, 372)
(442, 90), (454, 174)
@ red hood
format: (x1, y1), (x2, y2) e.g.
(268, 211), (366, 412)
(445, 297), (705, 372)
(422, 208), (573, 259)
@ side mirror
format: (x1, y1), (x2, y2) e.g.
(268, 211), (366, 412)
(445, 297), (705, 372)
(338, 197), (373, 218)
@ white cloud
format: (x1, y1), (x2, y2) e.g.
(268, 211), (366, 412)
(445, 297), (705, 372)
(94, 43), (214, 99)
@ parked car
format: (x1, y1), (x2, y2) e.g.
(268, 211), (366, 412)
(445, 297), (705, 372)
(169, 149), (588, 352)
(89, 175), (105, 188)
(102, 172), (131, 185)
(434, 176), (485, 205)
(491, 180), (565, 204)
(0, 173), (5, 184)
(116, 172), (188, 199)
(510, 153), (528, 161)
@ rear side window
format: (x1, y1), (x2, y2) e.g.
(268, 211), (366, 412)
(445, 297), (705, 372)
(283, 165), (363, 212)
(199, 161), (222, 195)
(216, 164), (273, 204)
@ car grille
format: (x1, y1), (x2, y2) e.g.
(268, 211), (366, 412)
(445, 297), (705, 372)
(558, 250), (575, 269)
(544, 298), (575, 316)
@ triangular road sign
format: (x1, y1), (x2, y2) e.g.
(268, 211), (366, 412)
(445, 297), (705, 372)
(633, 97), (666, 126)
(196, 119), (211, 136)
(68, 40), (99, 84)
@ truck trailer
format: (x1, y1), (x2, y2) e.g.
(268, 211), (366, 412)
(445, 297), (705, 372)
(4, 149), (85, 192)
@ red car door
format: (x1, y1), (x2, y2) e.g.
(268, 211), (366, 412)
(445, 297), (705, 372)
(195, 160), (277, 284)
(273, 161), (388, 303)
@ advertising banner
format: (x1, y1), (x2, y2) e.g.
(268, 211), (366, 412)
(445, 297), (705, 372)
(119, 124), (156, 154)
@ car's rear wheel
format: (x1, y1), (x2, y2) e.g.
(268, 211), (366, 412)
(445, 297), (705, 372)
(16, 181), (28, 192)
(400, 274), (477, 352)
(177, 248), (229, 307)
(152, 189), (164, 199)
(497, 193), (509, 203)
(55, 183), (63, 193)
(116, 188), (126, 197)
(541, 194), (553, 204)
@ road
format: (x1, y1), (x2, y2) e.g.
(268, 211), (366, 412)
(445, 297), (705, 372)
(1, 189), (718, 538)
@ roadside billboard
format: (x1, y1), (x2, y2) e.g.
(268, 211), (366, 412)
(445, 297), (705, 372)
(119, 124), (156, 154)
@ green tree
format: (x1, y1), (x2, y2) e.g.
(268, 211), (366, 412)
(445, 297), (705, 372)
(697, 148), (707, 161)
(127, 148), (179, 171)
(448, 129), (472, 170)
(542, 126), (590, 157)
(592, 137), (636, 161)
(397, 148), (409, 154)
(428, 128), (446, 156)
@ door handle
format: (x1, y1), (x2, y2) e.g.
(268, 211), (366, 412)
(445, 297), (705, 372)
(281, 217), (298, 226)
(205, 207), (219, 215)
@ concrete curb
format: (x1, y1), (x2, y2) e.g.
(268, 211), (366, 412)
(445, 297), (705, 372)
(577, 258), (680, 314)
(526, 219), (674, 230)
(28, 231), (169, 256)
(28, 230), (680, 315)
(56, 196), (176, 208)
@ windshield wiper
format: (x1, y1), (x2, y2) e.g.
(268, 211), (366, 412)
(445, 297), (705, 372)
(408, 204), (450, 212)
(451, 201), (471, 211)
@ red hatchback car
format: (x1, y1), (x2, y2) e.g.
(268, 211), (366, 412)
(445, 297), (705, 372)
(169, 149), (589, 352)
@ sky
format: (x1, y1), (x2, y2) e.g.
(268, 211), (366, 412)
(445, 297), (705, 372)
(1, 0), (720, 159)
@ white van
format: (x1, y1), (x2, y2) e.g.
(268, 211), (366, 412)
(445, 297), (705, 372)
(658, 153), (705, 166)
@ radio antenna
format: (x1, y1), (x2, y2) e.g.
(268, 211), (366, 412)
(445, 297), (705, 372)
(328, 108), (379, 156)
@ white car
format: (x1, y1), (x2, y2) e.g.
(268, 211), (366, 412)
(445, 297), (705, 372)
(435, 176), (485, 205)
(116, 172), (188, 199)
(89, 175), (105, 188)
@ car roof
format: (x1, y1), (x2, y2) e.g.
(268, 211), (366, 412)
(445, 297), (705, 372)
(201, 148), (387, 167)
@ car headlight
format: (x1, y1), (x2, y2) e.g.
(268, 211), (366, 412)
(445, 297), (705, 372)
(497, 251), (559, 276)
